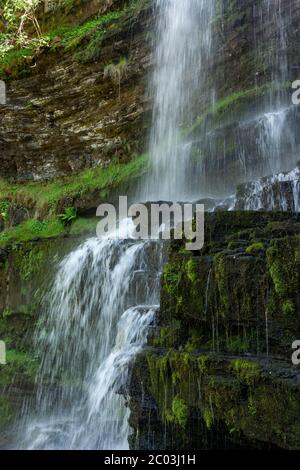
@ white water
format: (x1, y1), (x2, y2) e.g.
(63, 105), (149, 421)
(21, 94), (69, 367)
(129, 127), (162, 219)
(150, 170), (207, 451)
(17, 222), (163, 449)
(235, 165), (300, 211)
(14, 0), (217, 450)
(11, 0), (300, 452)
(142, 0), (215, 201)
(18, 0), (214, 449)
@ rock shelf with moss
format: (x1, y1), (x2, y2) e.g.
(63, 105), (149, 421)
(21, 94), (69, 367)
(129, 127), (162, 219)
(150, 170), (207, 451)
(128, 212), (300, 450)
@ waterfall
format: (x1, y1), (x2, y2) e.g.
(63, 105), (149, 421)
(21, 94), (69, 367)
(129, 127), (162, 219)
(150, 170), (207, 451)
(12, 1), (216, 450)
(142, 0), (215, 202)
(12, 0), (299, 452)
(185, 0), (300, 200)
(235, 165), (300, 211)
(17, 224), (164, 449)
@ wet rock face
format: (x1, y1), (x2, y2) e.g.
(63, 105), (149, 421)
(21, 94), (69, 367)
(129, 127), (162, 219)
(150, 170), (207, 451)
(187, 0), (300, 196)
(0, 1), (152, 182)
(235, 165), (300, 211)
(128, 212), (300, 450)
(0, 236), (81, 432)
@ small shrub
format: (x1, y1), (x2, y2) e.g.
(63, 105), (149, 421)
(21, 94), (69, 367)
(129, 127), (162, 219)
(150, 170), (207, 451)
(282, 299), (295, 315)
(59, 207), (77, 225)
(0, 201), (10, 221)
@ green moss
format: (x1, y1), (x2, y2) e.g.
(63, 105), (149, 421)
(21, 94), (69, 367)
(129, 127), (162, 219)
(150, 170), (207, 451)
(184, 329), (202, 352)
(213, 252), (229, 317)
(0, 153), (148, 212)
(246, 242), (264, 254)
(168, 397), (188, 429)
(152, 321), (182, 348)
(226, 335), (250, 354)
(0, 219), (65, 248)
(282, 299), (295, 315)
(0, 154), (148, 246)
(186, 81), (292, 137)
(0, 0), (149, 78)
(0, 201), (10, 221)
(163, 262), (180, 295)
(203, 406), (214, 429)
(0, 349), (38, 387)
(267, 239), (299, 297)
(186, 258), (197, 284)
(230, 359), (261, 386)
(0, 47), (33, 77)
(197, 355), (210, 374)
(68, 217), (98, 236)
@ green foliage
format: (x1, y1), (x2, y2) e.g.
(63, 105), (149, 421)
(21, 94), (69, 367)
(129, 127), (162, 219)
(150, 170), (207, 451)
(267, 240), (298, 297)
(203, 407), (214, 429)
(46, 11), (123, 51)
(197, 355), (210, 374)
(185, 329), (202, 353)
(0, 153), (148, 219)
(1, 0), (42, 53)
(0, 201), (10, 221)
(0, 0), (147, 75)
(230, 359), (261, 385)
(226, 335), (250, 354)
(0, 218), (65, 248)
(168, 397), (188, 428)
(163, 263), (180, 295)
(246, 242), (264, 254)
(59, 206), (77, 225)
(185, 258), (197, 283)
(282, 299), (295, 315)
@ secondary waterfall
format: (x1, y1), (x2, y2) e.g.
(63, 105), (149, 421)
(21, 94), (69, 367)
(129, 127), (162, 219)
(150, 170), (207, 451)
(17, 223), (164, 449)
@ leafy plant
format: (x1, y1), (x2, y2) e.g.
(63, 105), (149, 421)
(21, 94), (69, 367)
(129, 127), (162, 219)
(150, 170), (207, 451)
(0, 0), (43, 60)
(0, 201), (10, 221)
(3, 0), (42, 38)
(59, 206), (77, 225)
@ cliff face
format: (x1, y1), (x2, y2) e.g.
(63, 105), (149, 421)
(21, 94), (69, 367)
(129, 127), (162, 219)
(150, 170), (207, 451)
(128, 212), (300, 450)
(1, 0), (300, 449)
(0, 0), (152, 183)
(1, 0), (300, 190)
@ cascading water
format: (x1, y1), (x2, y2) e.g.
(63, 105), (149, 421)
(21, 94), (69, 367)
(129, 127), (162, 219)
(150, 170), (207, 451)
(13, 0), (216, 450)
(187, 0), (300, 201)
(16, 222), (164, 449)
(11, 0), (299, 452)
(141, 0), (215, 202)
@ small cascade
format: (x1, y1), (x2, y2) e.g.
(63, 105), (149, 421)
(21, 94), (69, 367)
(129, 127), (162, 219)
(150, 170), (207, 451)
(235, 165), (300, 211)
(16, 225), (164, 449)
